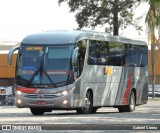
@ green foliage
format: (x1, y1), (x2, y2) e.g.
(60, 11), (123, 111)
(58, 0), (144, 35)
(145, 0), (160, 43)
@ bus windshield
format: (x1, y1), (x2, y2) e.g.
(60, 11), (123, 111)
(16, 45), (73, 88)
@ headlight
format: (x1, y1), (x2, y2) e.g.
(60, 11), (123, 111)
(16, 91), (22, 95)
(56, 84), (75, 96)
(62, 91), (68, 95)
(57, 90), (69, 96)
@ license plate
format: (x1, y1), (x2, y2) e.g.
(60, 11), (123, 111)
(36, 101), (46, 105)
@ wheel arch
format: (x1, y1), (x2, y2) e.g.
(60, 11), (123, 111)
(76, 87), (94, 114)
(86, 88), (93, 99)
(85, 87), (93, 104)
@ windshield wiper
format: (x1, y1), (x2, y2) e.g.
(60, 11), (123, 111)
(26, 63), (41, 87)
(26, 58), (56, 88)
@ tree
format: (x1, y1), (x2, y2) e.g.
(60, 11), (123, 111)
(58, 0), (143, 35)
(146, 0), (160, 39)
(145, 0), (160, 98)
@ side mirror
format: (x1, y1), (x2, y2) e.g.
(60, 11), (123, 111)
(8, 47), (19, 65)
(72, 47), (79, 65)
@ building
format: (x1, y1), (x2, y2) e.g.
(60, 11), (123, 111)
(148, 44), (160, 85)
(0, 39), (18, 86)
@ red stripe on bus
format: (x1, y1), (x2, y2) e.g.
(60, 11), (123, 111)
(123, 71), (132, 104)
(16, 87), (37, 93)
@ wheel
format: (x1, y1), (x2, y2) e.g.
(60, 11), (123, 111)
(30, 108), (45, 115)
(76, 91), (93, 114)
(126, 91), (135, 112)
(92, 107), (99, 113)
(118, 106), (126, 112)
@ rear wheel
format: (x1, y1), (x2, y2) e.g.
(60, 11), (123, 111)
(30, 108), (45, 115)
(126, 91), (135, 112)
(118, 91), (135, 112)
(118, 106), (126, 112)
(76, 91), (93, 114)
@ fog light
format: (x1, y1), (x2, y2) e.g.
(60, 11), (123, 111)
(63, 100), (68, 104)
(17, 99), (22, 104)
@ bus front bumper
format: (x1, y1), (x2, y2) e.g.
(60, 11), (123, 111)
(15, 92), (73, 109)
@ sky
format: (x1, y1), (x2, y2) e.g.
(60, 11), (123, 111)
(0, 0), (149, 42)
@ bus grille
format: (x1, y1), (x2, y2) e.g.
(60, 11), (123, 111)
(25, 94), (59, 99)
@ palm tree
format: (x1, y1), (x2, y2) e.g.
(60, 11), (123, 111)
(145, 0), (160, 98)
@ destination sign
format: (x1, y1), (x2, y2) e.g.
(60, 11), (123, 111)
(26, 47), (42, 51)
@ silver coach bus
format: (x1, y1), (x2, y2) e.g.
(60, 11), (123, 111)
(8, 30), (148, 115)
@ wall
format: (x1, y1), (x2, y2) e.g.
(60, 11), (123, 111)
(0, 54), (17, 86)
(0, 54), (17, 78)
(148, 50), (160, 85)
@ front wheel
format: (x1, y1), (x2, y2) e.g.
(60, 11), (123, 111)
(30, 108), (45, 115)
(76, 91), (93, 114)
(92, 107), (99, 113)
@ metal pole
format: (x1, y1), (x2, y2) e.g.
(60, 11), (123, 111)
(151, 45), (155, 98)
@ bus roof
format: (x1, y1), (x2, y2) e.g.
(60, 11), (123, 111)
(21, 30), (147, 46)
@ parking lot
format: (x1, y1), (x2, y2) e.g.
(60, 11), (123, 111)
(0, 98), (160, 132)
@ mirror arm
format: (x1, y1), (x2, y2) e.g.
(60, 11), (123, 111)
(8, 47), (20, 65)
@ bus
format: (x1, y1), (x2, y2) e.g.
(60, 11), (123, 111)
(8, 30), (148, 115)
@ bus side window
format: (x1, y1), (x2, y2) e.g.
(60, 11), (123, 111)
(88, 40), (109, 65)
(75, 40), (87, 78)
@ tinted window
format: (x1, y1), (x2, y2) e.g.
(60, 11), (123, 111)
(125, 44), (148, 67)
(109, 42), (125, 66)
(76, 40), (87, 76)
(88, 40), (148, 67)
(88, 40), (109, 65)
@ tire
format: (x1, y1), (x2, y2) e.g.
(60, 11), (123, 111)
(118, 106), (126, 112)
(30, 108), (45, 115)
(126, 91), (135, 112)
(76, 91), (93, 114)
(92, 107), (99, 113)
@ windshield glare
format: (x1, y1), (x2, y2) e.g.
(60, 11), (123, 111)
(16, 45), (73, 87)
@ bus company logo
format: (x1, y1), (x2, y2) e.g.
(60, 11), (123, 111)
(2, 125), (11, 130)
(104, 68), (112, 75)
(38, 94), (44, 99)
